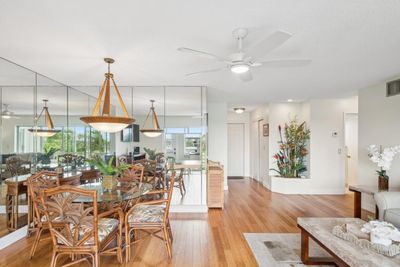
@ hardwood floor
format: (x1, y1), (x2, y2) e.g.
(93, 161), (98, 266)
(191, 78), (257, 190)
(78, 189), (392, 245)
(0, 178), (368, 267)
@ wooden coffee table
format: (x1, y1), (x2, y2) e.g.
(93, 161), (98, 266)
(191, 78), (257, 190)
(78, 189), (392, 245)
(297, 217), (400, 267)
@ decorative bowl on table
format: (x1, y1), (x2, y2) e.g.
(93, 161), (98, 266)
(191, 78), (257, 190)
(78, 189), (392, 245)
(333, 220), (400, 257)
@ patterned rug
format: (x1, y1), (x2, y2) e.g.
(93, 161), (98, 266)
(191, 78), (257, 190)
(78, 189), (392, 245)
(244, 233), (334, 267)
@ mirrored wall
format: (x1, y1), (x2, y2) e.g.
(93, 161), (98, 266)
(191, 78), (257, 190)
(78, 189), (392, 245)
(0, 58), (207, 238)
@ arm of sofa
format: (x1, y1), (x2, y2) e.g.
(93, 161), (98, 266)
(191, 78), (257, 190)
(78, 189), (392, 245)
(374, 192), (400, 221)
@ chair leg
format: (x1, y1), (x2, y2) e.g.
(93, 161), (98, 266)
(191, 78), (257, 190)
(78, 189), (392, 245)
(179, 182), (184, 196)
(167, 220), (173, 243)
(50, 251), (57, 267)
(182, 179), (186, 192)
(117, 232), (123, 263)
(29, 227), (43, 259)
(162, 227), (172, 259)
(93, 252), (100, 267)
(125, 227), (131, 263)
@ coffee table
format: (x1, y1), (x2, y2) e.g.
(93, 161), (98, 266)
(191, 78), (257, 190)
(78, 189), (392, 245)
(297, 217), (400, 267)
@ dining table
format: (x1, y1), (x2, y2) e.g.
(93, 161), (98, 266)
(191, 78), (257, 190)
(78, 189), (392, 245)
(76, 181), (153, 211)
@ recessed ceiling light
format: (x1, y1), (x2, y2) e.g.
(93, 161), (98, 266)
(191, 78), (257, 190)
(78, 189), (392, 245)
(234, 107), (245, 114)
(230, 64), (249, 74)
(287, 99), (293, 102)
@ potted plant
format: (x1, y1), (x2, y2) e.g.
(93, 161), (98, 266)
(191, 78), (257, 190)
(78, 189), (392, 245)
(87, 155), (129, 190)
(38, 147), (59, 165)
(270, 118), (310, 178)
(367, 145), (400, 191)
(143, 147), (163, 160)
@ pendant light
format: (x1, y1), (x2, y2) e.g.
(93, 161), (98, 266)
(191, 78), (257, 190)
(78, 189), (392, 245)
(28, 99), (61, 137)
(140, 100), (163, 137)
(80, 58), (134, 133)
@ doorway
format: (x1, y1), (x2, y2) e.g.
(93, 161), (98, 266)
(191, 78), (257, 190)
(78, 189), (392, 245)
(228, 123), (245, 178)
(344, 113), (358, 188)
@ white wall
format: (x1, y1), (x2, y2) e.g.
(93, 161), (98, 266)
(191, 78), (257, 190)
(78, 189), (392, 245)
(208, 102), (228, 189)
(308, 97), (358, 194)
(227, 112), (250, 177)
(358, 80), (400, 211)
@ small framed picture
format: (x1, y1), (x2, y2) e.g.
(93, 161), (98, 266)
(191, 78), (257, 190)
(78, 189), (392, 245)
(263, 124), (269, 137)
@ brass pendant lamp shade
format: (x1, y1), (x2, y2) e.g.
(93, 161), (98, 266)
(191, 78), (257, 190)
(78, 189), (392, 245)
(140, 100), (163, 137)
(29, 99), (61, 137)
(80, 58), (134, 133)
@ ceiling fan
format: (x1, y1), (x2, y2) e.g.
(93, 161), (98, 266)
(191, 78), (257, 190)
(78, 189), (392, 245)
(178, 28), (311, 82)
(1, 104), (16, 119)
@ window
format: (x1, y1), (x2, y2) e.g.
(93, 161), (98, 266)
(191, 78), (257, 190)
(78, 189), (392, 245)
(16, 126), (110, 157)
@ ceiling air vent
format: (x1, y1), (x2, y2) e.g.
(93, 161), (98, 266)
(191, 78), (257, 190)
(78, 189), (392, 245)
(386, 79), (400, 97)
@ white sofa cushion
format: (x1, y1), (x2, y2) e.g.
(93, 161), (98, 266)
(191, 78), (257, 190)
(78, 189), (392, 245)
(384, 209), (400, 228)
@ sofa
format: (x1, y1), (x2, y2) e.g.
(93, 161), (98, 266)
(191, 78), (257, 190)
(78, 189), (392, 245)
(374, 192), (400, 228)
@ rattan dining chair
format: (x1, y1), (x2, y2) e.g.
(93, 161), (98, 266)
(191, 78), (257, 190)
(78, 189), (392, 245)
(173, 168), (186, 196)
(40, 185), (124, 267)
(27, 171), (60, 259)
(119, 164), (145, 183)
(125, 173), (175, 262)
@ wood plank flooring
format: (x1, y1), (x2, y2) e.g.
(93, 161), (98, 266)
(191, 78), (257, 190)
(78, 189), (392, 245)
(0, 178), (367, 267)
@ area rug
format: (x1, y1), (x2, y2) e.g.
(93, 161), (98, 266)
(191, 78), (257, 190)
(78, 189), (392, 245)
(244, 233), (334, 267)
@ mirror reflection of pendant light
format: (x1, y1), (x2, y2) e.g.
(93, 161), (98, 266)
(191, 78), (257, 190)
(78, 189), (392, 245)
(80, 58), (134, 133)
(1, 104), (14, 119)
(28, 99), (61, 137)
(140, 100), (163, 137)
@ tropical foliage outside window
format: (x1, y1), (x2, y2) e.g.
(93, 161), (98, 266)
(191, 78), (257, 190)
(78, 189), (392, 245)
(16, 126), (110, 157)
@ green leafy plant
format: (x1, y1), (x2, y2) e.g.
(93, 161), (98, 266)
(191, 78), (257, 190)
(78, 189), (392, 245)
(143, 147), (161, 160)
(38, 147), (59, 164)
(270, 117), (310, 178)
(87, 155), (128, 176)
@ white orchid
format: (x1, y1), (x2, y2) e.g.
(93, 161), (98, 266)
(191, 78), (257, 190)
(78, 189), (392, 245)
(367, 145), (400, 172)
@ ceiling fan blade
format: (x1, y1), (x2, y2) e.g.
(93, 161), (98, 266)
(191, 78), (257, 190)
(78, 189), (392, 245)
(186, 67), (226, 76)
(255, 59), (311, 68)
(248, 30), (292, 60)
(238, 71), (253, 82)
(178, 47), (226, 61)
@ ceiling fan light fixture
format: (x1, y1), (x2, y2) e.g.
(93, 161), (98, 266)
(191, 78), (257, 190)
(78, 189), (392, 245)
(140, 100), (164, 138)
(2, 114), (11, 119)
(80, 58), (135, 133)
(234, 107), (246, 114)
(230, 63), (249, 74)
(1, 104), (14, 119)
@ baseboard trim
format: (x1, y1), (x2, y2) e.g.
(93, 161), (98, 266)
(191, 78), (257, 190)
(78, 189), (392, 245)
(170, 205), (208, 213)
(224, 185), (229, 191)
(0, 226), (27, 250)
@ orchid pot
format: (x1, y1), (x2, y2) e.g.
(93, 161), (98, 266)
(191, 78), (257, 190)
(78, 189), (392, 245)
(367, 145), (400, 191)
(378, 170), (389, 191)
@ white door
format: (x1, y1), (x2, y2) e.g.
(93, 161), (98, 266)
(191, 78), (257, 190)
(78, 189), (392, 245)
(344, 113), (358, 188)
(228, 123), (245, 177)
(258, 120), (268, 184)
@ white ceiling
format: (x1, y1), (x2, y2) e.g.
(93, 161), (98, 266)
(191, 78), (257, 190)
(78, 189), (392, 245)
(1, 0), (400, 110)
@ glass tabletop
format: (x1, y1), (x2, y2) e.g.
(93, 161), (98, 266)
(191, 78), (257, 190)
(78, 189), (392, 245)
(76, 182), (153, 203)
